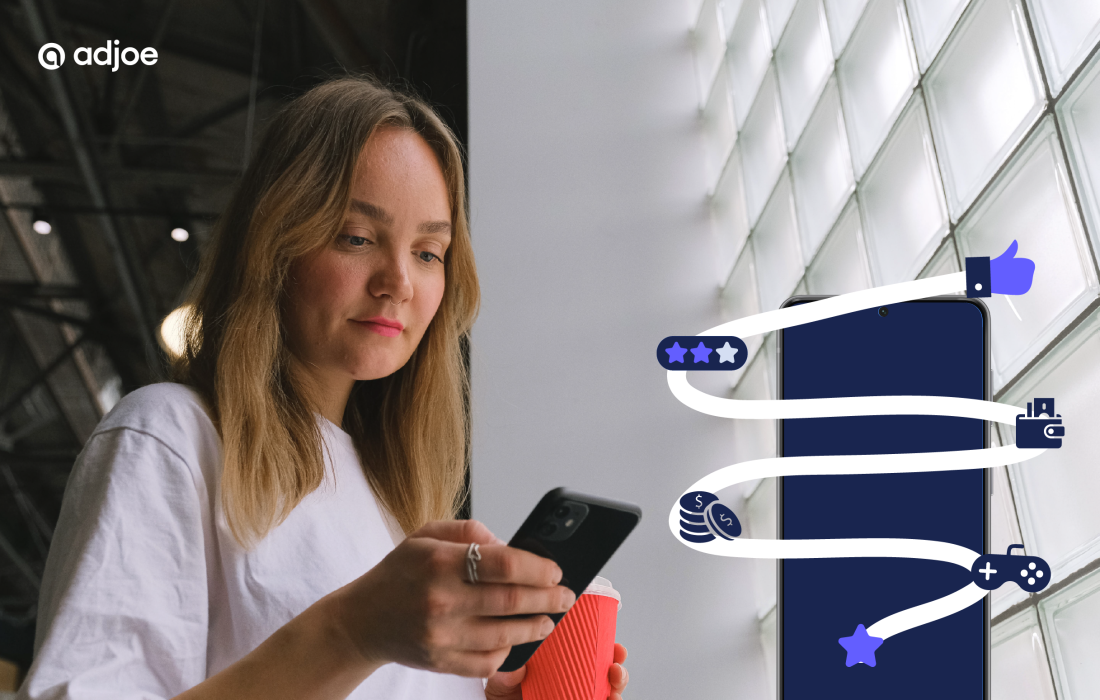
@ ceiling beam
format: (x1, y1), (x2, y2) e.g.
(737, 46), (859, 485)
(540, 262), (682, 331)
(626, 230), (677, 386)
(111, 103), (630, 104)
(0, 332), (85, 426)
(172, 90), (261, 140)
(18, 0), (160, 370)
(104, 0), (182, 160)
(0, 299), (92, 329)
(0, 202), (221, 220)
(296, 0), (377, 72)
(0, 527), (39, 591)
(0, 284), (85, 300)
(0, 447), (80, 463)
(0, 159), (240, 189)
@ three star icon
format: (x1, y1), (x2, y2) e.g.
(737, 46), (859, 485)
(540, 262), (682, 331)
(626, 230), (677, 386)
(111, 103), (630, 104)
(665, 340), (741, 364)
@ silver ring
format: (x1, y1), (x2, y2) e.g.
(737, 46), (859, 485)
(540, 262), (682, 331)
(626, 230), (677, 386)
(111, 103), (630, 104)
(466, 542), (482, 584)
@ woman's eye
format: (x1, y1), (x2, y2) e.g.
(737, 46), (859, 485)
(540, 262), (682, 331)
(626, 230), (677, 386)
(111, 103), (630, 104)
(419, 251), (443, 264)
(338, 233), (371, 248)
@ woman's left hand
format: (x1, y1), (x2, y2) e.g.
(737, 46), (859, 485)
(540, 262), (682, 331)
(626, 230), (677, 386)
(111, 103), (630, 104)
(484, 642), (629, 699)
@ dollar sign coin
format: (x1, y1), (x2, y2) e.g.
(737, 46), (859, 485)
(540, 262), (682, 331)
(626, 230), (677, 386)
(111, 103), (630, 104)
(679, 491), (719, 513)
(704, 502), (742, 540)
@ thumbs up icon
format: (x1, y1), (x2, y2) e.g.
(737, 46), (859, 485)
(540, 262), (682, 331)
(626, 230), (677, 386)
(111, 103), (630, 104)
(990, 240), (1035, 294)
(965, 239), (1035, 297)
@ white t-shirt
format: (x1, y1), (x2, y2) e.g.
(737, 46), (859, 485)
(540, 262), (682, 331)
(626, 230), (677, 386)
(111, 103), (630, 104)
(18, 382), (485, 700)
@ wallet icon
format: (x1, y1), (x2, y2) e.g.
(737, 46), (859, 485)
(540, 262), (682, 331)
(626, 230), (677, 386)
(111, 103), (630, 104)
(1015, 397), (1064, 449)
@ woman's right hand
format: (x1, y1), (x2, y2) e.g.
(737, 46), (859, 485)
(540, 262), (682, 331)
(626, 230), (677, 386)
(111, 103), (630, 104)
(327, 519), (576, 678)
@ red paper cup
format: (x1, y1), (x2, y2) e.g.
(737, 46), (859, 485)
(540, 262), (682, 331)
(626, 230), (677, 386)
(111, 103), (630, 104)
(522, 576), (621, 700)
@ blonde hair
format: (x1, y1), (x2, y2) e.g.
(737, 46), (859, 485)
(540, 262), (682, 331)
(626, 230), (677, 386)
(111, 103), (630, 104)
(171, 75), (480, 548)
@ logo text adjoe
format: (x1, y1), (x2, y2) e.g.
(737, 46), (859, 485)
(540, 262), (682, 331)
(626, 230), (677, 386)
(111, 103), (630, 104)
(38, 41), (158, 71)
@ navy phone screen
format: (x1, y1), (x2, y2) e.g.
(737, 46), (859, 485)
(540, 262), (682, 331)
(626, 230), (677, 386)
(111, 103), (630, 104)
(778, 298), (988, 699)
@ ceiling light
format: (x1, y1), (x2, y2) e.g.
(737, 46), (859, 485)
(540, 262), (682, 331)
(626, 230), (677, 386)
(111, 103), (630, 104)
(159, 304), (192, 358)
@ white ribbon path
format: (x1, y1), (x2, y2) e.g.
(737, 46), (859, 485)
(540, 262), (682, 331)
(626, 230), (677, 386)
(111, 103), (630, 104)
(668, 271), (1044, 641)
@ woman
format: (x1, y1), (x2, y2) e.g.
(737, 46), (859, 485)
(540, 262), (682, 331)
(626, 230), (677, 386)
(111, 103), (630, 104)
(18, 76), (629, 699)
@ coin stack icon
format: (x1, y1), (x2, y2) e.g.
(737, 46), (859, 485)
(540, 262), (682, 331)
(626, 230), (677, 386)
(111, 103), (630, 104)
(679, 491), (719, 542)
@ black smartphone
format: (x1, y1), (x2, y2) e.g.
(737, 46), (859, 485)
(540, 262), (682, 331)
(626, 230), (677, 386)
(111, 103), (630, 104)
(497, 487), (641, 672)
(777, 295), (990, 699)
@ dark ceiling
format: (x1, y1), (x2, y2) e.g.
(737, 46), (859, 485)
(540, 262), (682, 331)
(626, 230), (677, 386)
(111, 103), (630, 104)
(0, 0), (466, 670)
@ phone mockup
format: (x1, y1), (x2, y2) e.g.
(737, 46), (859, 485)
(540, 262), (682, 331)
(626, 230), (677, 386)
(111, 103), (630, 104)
(497, 487), (641, 672)
(777, 295), (990, 699)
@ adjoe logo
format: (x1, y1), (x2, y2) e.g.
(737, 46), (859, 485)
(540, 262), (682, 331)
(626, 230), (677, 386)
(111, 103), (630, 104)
(38, 42), (64, 69)
(38, 40), (158, 71)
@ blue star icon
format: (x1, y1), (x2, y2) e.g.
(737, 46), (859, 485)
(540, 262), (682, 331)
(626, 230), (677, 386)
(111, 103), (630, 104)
(838, 624), (884, 667)
(690, 342), (712, 363)
(665, 342), (687, 363)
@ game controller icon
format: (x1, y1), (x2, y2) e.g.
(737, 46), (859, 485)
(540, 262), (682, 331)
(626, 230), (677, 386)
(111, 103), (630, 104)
(1015, 397), (1064, 449)
(970, 544), (1050, 593)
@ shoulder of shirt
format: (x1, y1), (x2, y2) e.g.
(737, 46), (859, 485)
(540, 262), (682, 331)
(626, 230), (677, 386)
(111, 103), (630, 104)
(91, 382), (218, 463)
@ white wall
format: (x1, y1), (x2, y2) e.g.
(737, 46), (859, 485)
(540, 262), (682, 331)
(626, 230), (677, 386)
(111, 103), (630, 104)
(468, 2), (771, 697)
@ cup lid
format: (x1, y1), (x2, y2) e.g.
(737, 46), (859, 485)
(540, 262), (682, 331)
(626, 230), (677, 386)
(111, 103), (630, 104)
(583, 575), (621, 610)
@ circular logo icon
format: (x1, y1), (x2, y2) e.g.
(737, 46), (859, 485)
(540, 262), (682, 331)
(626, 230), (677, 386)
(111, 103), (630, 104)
(38, 43), (65, 70)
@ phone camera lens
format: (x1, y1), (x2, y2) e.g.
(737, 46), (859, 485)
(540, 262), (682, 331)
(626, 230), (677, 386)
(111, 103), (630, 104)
(554, 505), (570, 518)
(539, 522), (558, 537)
(878, 307), (888, 317)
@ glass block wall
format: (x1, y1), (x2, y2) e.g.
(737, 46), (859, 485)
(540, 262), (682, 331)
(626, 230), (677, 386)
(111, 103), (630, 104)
(693, 0), (1100, 698)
